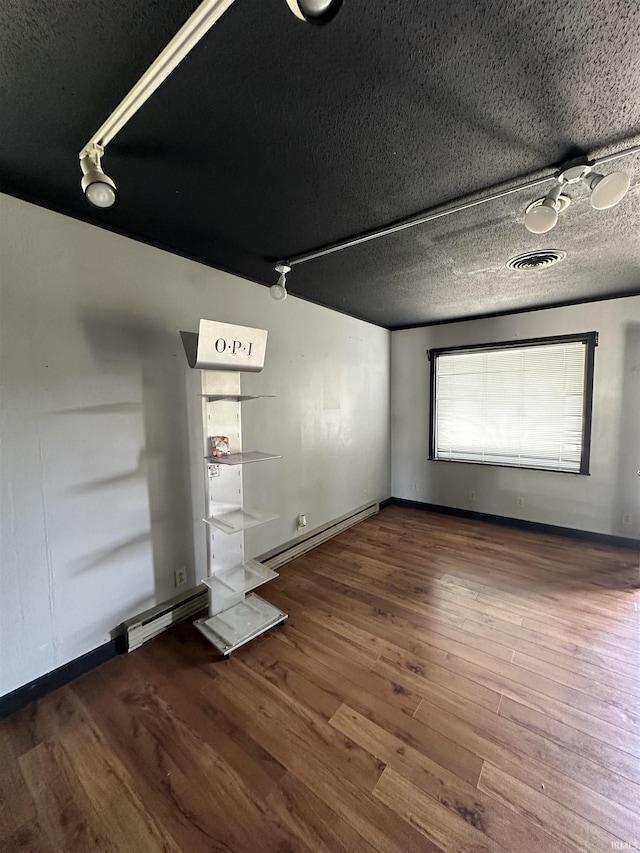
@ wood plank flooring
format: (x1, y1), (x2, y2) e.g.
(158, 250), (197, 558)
(2, 506), (639, 852)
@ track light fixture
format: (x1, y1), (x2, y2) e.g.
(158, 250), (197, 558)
(79, 143), (117, 208)
(79, 0), (342, 207)
(585, 170), (630, 210)
(524, 162), (630, 233)
(285, 0), (343, 24)
(523, 183), (565, 234)
(271, 264), (290, 301)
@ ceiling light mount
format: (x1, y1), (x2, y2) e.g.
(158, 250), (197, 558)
(271, 264), (291, 301)
(558, 163), (592, 184)
(79, 143), (117, 208)
(524, 159), (630, 233)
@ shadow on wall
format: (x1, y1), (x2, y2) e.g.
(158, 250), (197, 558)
(614, 321), (640, 548)
(79, 309), (195, 606)
(70, 532), (152, 575)
(68, 447), (147, 494)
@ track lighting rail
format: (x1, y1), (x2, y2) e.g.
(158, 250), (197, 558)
(285, 172), (557, 267)
(595, 143), (640, 166)
(279, 142), (640, 276)
(80, 0), (236, 160)
(78, 0), (342, 207)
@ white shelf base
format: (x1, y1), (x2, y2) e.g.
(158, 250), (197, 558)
(204, 506), (279, 534)
(202, 559), (278, 597)
(194, 594), (287, 655)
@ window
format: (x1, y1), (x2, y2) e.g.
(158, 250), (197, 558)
(429, 332), (597, 474)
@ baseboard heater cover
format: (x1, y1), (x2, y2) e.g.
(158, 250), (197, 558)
(124, 587), (209, 652)
(123, 501), (380, 652)
(259, 502), (380, 572)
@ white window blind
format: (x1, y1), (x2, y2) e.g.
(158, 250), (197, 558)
(433, 339), (592, 473)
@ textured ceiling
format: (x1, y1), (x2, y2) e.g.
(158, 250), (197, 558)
(1, 0), (640, 328)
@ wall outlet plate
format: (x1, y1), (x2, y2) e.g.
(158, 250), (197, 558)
(468, 490), (476, 502)
(174, 567), (187, 587)
(622, 513), (633, 525)
(516, 496), (525, 507)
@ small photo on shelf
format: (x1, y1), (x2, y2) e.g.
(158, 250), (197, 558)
(208, 435), (230, 456)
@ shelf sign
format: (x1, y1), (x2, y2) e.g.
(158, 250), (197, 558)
(180, 319), (268, 372)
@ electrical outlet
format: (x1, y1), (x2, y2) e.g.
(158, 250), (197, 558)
(516, 496), (525, 508)
(297, 513), (307, 530)
(413, 483), (419, 492)
(174, 567), (187, 587)
(207, 463), (220, 479)
(622, 513), (633, 525)
(468, 490), (476, 502)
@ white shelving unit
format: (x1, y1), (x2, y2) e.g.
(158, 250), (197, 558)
(181, 319), (287, 656)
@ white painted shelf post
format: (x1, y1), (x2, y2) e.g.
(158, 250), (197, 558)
(180, 319), (287, 656)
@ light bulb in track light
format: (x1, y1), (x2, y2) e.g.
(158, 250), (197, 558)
(80, 145), (117, 208)
(285, 0), (343, 24)
(271, 264), (291, 301)
(587, 170), (630, 210)
(524, 200), (558, 234)
(524, 184), (564, 234)
(270, 281), (288, 301)
(85, 180), (117, 208)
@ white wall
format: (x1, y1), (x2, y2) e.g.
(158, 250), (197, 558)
(391, 297), (640, 539)
(0, 193), (391, 695)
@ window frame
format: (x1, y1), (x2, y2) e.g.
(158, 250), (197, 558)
(428, 331), (598, 475)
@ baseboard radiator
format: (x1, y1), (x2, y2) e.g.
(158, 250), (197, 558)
(123, 588), (210, 652)
(123, 501), (380, 652)
(259, 502), (379, 571)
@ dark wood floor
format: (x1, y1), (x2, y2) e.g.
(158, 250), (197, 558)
(2, 506), (639, 852)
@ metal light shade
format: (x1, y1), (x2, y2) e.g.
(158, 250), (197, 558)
(285, 0), (343, 24)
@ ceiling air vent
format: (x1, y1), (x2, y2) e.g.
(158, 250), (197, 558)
(507, 250), (566, 271)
